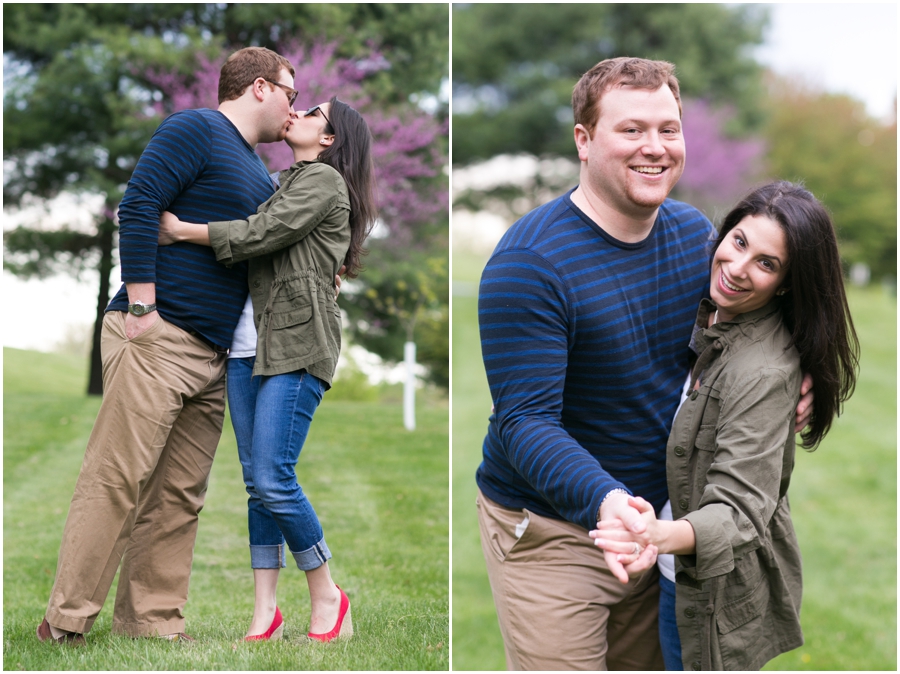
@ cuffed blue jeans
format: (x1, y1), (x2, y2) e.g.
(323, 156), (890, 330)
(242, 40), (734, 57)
(226, 357), (331, 571)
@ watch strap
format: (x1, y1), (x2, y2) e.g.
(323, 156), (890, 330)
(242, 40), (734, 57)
(128, 301), (158, 316)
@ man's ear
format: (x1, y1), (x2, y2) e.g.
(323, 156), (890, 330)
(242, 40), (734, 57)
(574, 124), (591, 162)
(252, 77), (268, 102)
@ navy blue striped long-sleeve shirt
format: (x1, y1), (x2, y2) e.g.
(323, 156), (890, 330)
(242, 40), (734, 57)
(108, 109), (275, 348)
(476, 190), (715, 531)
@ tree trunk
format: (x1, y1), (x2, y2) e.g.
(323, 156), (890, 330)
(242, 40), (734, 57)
(87, 214), (115, 396)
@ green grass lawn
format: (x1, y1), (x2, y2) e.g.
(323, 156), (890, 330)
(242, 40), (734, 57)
(451, 249), (897, 671)
(3, 348), (449, 670)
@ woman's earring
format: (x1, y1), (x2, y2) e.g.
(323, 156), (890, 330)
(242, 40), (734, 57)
(776, 289), (788, 296)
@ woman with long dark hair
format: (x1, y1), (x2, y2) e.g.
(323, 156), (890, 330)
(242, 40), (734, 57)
(592, 181), (859, 670)
(159, 96), (376, 642)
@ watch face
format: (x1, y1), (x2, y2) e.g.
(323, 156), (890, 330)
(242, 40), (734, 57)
(129, 302), (156, 316)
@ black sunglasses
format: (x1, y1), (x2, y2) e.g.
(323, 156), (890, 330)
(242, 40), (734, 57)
(304, 104), (332, 129)
(264, 79), (298, 106)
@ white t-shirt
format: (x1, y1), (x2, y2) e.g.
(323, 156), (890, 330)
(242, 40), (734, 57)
(229, 295), (257, 359)
(657, 500), (676, 582)
(228, 170), (278, 360)
(657, 374), (693, 583)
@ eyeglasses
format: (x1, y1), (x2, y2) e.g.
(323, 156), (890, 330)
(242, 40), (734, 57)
(304, 104), (332, 129)
(264, 79), (298, 106)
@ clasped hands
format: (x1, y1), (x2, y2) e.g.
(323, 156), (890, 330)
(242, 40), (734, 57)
(591, 493), (663, 584)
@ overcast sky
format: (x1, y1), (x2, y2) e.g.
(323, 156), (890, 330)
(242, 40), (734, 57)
(4, 3), (898, 352)
(755, 3), (897, 120)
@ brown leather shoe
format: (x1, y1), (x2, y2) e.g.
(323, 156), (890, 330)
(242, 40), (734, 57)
(36, 618), (85, 646)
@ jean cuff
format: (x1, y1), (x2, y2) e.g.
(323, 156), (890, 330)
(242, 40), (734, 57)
(289, 538), (332, 571)
(249, 543), (287, 569)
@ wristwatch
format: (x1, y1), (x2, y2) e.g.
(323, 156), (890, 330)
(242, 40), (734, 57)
(127, 300), (157, 316)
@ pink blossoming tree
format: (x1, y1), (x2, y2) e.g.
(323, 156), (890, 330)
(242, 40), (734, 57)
(676, 98), (766, 220)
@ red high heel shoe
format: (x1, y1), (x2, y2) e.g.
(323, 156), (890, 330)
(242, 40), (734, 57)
(244, 606), (284, 642)
(308, 586), (353, 642)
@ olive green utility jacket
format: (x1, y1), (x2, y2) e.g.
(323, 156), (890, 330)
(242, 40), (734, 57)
(209, 160), (350, 385)
(668, 298), (804, 671)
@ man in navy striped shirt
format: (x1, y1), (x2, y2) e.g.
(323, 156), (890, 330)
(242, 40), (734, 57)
(39, 48), (296, 645)
(476, 57), (717, 669)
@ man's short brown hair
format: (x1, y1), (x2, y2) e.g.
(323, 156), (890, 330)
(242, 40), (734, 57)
(218, 47), (295, 104)
(572, 57), (682, 137)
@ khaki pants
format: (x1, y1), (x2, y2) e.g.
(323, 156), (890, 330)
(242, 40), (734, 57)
(477, 490), (665, 671)
(46, 311), (226, 637)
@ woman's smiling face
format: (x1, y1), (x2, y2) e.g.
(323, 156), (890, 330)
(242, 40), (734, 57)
(710, 214), (790, 322)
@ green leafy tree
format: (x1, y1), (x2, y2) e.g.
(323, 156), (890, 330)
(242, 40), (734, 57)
(4, 4), (448, 105)
(452, 3), (768, 164)
(4, 4), (181, 394)
(350, 252), (449, 389)
(763, 77), (897, 280)
(4, 3), (448, 394)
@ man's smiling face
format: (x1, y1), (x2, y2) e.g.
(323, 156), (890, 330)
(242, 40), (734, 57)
(575, 84), (685, 219)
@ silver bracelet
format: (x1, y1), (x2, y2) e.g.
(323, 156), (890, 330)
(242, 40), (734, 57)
(598, 488), (630, 520)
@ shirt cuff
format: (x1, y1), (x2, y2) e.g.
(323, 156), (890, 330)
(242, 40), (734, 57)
(208, 221), (234, 265)
(682, 505), (738, 579)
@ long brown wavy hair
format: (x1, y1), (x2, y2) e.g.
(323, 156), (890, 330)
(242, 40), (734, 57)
(316, 96), (377, 278)
(713, 181), (860, 449)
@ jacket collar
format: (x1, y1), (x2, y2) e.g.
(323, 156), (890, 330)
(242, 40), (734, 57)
(289, 159), (321, 169)
(688, 298), (783, 387)
(276, 159), (323, 189)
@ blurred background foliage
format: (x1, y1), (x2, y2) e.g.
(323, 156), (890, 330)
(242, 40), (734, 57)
(452, 3), (896, 670)
(762, 77), (897, 283)
(3, 2), (449, 394)
(452, 2), (896, 283)
(453, 3), (767, 160)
